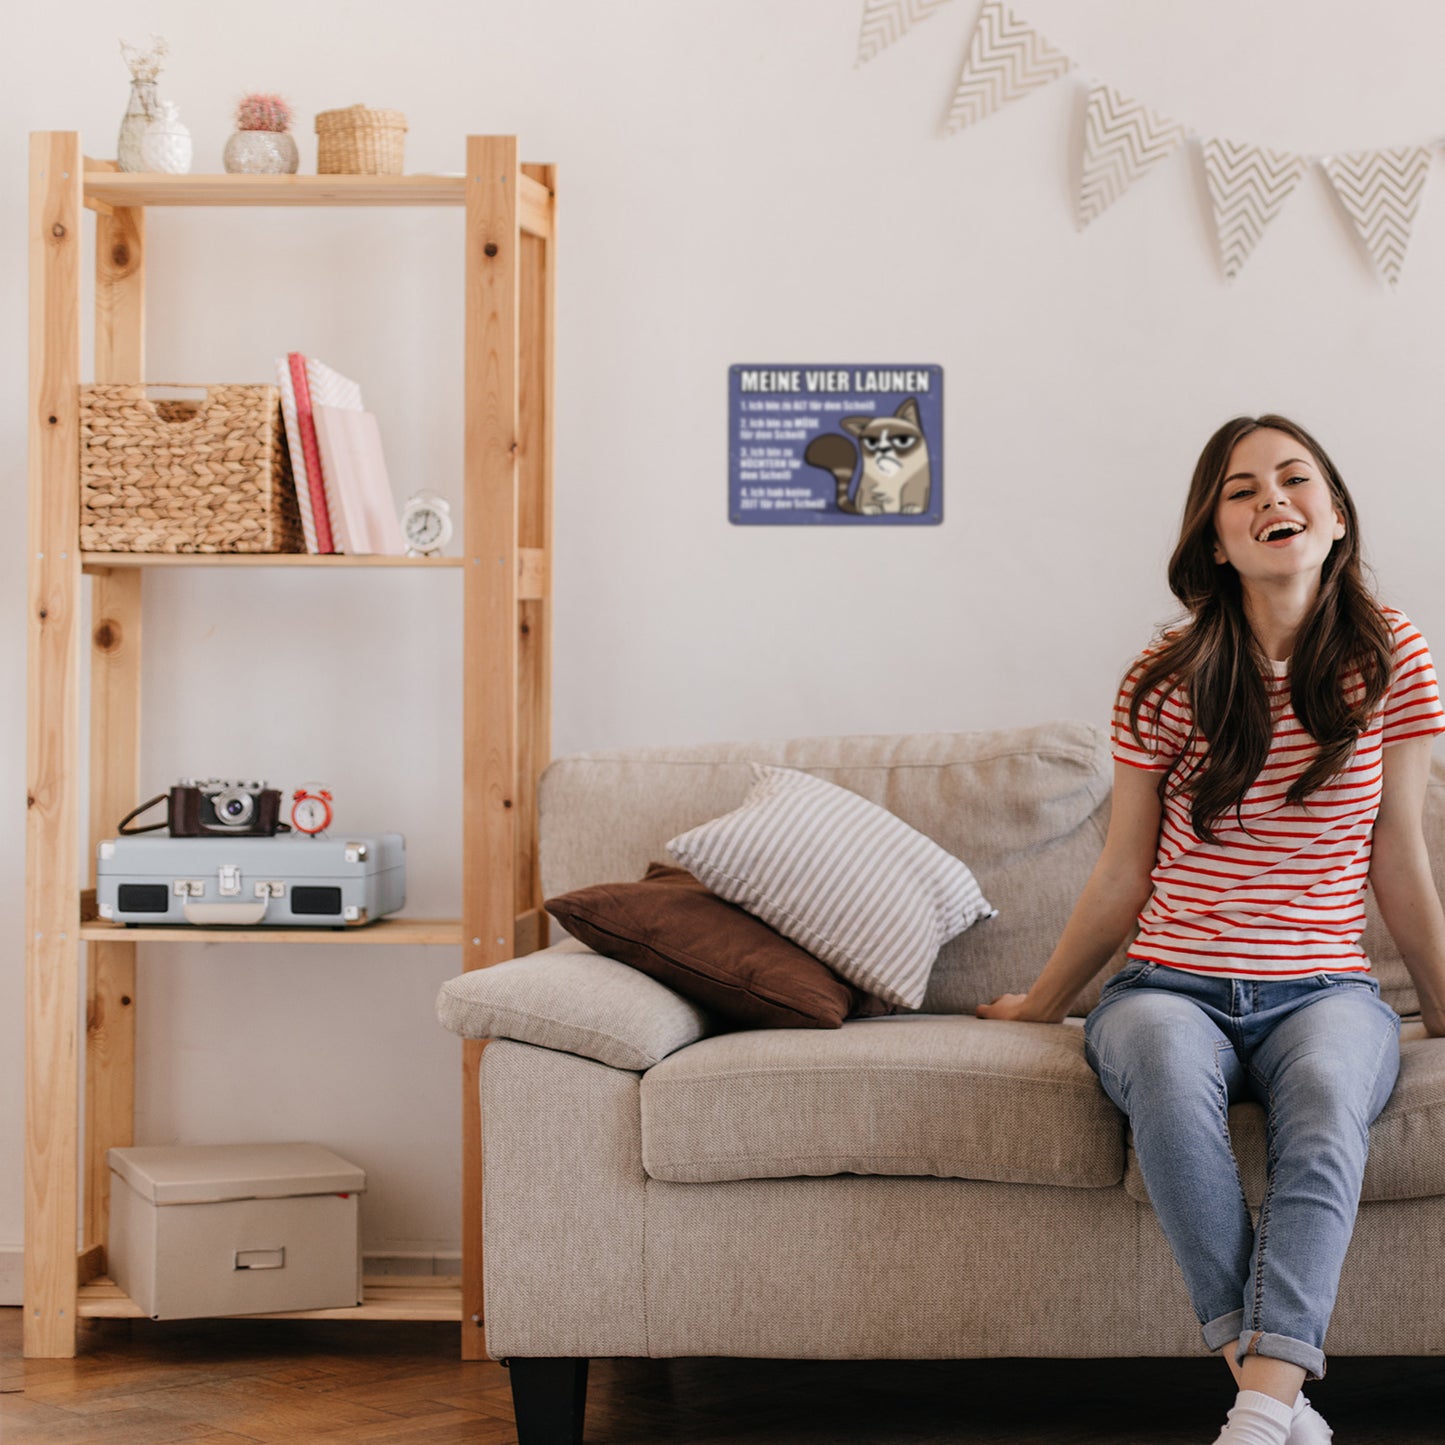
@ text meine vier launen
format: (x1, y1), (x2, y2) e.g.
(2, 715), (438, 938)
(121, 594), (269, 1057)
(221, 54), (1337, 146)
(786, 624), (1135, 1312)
(738, 369), (932, 394)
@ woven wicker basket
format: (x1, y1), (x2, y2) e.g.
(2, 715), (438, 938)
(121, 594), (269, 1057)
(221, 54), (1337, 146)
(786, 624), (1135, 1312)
(80, 384), (305, 554)
(315, 104), (407, 175)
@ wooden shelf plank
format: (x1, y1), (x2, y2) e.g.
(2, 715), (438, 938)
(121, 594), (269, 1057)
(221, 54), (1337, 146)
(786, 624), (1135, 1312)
(78, 1276), (464, 1322)
(82, 552), (464, 570)
(81, 548), (546, 596)
(80, 917), (465, 945)
(81, 168), (554, 238)
(85, 172), (469, 208)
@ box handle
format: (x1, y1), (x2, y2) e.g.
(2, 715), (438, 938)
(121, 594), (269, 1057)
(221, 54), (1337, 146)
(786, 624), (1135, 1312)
(133, 385), (214, 427)
(234, 1247), (286, 1271)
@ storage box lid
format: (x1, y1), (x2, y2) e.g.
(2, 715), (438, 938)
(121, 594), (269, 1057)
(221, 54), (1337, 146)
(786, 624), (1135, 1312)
(108, 1143), (366, 1206)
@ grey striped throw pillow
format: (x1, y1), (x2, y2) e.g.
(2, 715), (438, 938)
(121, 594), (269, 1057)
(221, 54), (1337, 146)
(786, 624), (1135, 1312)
(666, 765), (996, 1009)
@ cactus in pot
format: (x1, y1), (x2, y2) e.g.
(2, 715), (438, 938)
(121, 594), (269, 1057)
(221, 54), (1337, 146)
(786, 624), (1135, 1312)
(224, 92), (299, 174)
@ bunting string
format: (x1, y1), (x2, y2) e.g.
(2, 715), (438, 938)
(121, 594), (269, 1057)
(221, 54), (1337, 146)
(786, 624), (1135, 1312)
(858, 0), (1442, 286)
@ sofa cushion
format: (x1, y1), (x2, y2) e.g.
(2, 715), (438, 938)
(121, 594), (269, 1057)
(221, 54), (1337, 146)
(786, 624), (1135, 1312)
(667, 765), (996, 1010)
(639, 1015), (1124, 1188)
(1123, 1019), (1445, 1206)
(436, 940), (709, 1071)
(545, 863), (894, 1029)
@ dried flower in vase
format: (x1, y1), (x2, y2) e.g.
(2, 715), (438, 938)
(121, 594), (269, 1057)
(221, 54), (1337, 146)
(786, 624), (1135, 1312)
(119, 34), (168, 82)
(236, 93), (294, 133)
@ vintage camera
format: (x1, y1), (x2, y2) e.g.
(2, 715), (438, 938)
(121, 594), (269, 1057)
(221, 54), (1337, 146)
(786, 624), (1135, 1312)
(174, 779), (285, 836)
(118, 779), (288, 837)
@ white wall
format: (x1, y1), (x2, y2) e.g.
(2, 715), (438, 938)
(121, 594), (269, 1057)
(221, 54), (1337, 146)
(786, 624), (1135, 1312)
(5, 0), (1445, 1279)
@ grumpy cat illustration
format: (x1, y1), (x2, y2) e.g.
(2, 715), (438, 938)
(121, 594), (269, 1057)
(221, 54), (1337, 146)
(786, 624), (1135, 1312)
(803, 397), (931, 515)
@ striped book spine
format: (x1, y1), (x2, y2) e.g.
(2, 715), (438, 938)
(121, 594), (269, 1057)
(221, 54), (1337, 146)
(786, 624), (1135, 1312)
(288, 352), (335, 554)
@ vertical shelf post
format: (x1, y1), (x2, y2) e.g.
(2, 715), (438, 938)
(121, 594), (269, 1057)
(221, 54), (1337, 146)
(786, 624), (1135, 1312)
(84, 184), (146, 1263)
(25, 130), (84, 1359)
(461, 134), (522, 1358)
(516, 163), (556, 947)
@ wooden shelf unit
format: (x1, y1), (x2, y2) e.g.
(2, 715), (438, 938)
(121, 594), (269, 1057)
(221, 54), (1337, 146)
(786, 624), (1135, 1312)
(25, 134), (555, 1359)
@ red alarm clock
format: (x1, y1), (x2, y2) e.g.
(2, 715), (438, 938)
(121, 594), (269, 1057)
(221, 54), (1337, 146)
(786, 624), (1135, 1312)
(290, 785), (333, 836)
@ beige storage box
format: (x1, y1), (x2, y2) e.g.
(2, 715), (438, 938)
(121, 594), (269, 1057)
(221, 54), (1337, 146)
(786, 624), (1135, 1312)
(107, 1142), (365, 1320)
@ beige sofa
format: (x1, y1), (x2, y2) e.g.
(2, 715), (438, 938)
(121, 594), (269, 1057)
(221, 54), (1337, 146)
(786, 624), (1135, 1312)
(437, 722), (1445, 1444)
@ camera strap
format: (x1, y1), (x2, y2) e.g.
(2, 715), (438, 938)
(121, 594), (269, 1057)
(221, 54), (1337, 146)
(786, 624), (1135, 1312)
(117, 793), (172, 835)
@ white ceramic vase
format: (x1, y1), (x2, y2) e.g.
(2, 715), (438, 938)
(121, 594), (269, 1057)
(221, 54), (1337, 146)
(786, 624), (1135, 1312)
(117, 78), (158, 173)
(223, 129), (299, 175)
(141, 101), (193, 175)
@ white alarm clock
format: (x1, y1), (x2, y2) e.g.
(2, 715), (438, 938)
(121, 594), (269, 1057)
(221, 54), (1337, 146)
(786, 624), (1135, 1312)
(290, 785), (333, 836)
(401, 491), (454, 557)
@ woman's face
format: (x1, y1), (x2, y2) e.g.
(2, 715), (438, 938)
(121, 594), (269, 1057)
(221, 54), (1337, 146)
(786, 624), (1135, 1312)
(1210, 428), (1346, 587)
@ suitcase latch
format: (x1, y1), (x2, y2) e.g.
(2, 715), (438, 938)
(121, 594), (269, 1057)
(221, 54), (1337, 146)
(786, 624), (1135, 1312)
(218, 864), (242, 896)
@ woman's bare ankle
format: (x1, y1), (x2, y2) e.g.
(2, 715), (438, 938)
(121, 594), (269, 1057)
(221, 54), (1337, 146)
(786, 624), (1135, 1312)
(1238, 1354), (1306, 1407)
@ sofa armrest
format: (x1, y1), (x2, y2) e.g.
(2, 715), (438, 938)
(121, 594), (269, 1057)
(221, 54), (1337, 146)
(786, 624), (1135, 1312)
(436, 939), (711, 1071)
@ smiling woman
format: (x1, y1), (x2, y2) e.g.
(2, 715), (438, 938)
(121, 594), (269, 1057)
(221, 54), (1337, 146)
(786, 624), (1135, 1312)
(977, 411), (1445, 1445)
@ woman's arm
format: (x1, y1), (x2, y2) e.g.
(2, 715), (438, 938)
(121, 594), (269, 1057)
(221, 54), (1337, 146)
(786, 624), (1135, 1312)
(1369, 734), (1445, 1038)
(976, 760), (1162, 1024)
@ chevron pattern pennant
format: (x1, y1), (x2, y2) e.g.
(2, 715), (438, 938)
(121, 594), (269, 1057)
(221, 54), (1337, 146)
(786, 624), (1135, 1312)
(1320, 147), (1433, 288)
(856, 0), (954, 66)
(1201, 139), (1307, 281)
(1078, 83), (1189, 228)
(945, 0), (1072, 132)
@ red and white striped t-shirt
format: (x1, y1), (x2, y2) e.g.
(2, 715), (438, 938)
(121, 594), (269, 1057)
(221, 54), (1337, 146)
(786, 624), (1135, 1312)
(1112, 606), (1445, 979)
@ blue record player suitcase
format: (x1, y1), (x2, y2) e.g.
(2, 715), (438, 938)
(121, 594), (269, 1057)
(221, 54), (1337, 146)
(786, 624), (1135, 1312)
(96, 833), (406, 928)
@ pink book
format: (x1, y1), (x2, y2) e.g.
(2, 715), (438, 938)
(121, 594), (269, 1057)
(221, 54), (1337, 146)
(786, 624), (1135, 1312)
(312, 405), (406, 556)
(288, 352), (335, 553)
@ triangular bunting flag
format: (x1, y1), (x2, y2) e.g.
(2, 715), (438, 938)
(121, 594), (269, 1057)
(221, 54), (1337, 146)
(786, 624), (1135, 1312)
(945, 0), (1072, 132)
(1320, 147), (1432, 288)
(1201, 139), (1307, 281)
(856, 0), (955, 67)
(1077, 82), (1189, 228)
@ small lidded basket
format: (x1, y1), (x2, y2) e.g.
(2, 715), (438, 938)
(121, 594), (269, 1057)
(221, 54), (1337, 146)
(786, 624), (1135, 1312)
(314, 104), (407, 174)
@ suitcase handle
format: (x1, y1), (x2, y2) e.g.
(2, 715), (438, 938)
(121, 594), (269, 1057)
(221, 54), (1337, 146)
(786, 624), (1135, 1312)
(183, 900), (269, 926)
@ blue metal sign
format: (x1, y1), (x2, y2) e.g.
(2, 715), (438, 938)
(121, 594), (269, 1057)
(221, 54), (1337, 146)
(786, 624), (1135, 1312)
(729, 364), (943, 525)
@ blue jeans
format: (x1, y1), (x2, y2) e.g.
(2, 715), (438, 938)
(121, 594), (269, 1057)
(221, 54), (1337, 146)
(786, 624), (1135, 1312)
(1083, 960), (1401, 1381)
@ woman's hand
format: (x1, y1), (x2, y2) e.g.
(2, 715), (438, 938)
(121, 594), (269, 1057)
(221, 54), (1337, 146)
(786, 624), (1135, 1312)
(975, 993), (1056, 1023)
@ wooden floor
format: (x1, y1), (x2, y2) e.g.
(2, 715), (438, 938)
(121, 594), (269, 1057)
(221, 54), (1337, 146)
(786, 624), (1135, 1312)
(3, 1308), (1444, 1442)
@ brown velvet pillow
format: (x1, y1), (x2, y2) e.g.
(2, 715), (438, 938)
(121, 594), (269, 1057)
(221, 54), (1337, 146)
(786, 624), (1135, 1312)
(545, 863), (896, 1029)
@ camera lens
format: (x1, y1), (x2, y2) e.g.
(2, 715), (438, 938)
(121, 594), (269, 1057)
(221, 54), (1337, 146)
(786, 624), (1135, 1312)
(215, 788), (254, 826)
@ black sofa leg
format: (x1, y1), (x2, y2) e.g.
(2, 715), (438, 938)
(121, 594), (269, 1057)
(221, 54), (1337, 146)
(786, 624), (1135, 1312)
(507, 1356), (590, 1444)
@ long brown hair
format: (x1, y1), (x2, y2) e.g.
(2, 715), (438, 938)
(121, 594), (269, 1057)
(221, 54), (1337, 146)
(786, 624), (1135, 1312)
(1128, 414), (1393, 843)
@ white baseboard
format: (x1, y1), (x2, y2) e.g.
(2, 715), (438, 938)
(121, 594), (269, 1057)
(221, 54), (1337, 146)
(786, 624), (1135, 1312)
(0, 1247), (21, 1306)
(0, 1247), (459, 1304)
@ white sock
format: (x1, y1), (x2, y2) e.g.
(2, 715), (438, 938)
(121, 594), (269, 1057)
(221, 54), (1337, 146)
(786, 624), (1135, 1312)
(1212, 1388), (1295, 1445)
(1288, 1391), (1334, 1444)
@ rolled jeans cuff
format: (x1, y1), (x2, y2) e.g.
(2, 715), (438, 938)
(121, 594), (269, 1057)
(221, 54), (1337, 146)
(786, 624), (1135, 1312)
(1203, 1309), (1245, 1353)
(1233, 1329), (1327, 1382)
